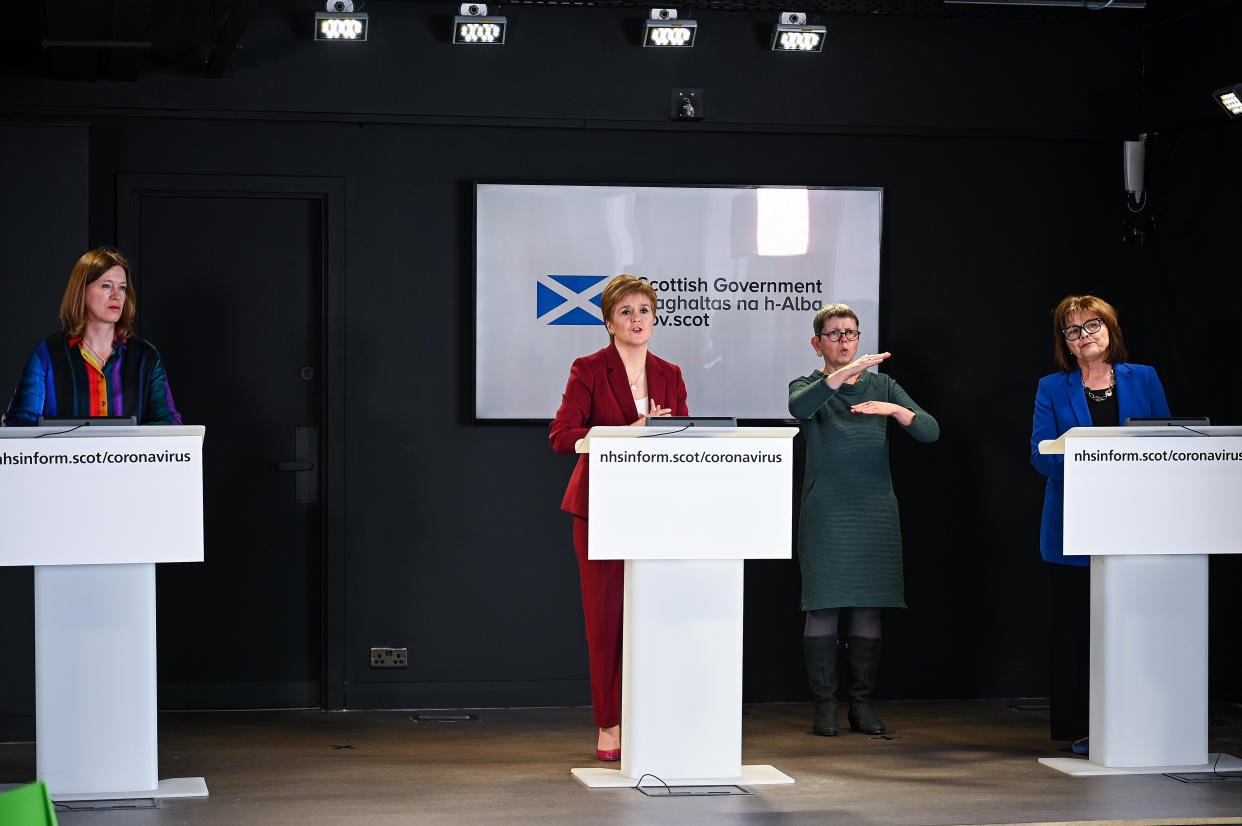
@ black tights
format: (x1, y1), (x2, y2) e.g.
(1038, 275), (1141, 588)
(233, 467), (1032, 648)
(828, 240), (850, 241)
(804, 607), (882, 639)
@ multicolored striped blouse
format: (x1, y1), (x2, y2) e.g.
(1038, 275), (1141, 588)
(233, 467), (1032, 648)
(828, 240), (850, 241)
(2, 332), (181, 426)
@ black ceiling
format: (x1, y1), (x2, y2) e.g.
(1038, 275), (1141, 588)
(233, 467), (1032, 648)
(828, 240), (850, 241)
(13, 0), (1232, 83)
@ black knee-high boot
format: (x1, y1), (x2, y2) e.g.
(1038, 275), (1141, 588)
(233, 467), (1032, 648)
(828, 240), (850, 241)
(846, 636), (886, 734)
(802, 634), (839, 736)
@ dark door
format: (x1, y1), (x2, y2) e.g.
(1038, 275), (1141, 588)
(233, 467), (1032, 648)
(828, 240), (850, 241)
(119, 175), (343, 709)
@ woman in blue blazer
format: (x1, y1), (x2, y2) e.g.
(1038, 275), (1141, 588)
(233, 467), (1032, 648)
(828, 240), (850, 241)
(1030, 294), (1169, 748)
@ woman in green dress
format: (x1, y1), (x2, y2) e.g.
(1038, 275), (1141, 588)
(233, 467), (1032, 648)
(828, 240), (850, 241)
(787, 304), (939, 736)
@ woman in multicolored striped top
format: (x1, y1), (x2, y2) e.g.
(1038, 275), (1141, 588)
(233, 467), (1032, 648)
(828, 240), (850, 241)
(3, 247), (180, 427)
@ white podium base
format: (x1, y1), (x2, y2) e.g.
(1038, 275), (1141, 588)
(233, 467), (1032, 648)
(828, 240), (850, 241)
(50, 776), (210, 802)
(621, 559), (747, 781)
(1039, 752), (1241, 777)
(570, 764), (794, 789)
(36, 563), (162, 797)
(1090, 555), (1209, 767)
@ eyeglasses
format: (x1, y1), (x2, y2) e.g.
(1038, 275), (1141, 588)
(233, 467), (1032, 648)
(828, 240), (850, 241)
(1062, 318), (1104, 341)
(818, 329), (859, 342)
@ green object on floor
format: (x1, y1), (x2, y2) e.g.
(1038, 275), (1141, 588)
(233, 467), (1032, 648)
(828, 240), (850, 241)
(0, 780), (58, 825)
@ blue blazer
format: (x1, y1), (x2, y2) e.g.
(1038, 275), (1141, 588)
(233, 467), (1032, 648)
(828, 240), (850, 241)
(1029, 362), (1169, 566)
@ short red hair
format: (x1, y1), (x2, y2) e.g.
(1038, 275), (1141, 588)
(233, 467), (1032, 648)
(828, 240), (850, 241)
(1051, 294), (1128, 372)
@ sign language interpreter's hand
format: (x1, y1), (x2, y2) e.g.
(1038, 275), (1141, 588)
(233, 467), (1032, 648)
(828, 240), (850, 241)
(825, 352), (891, 390)
(850, 399), (916, 427)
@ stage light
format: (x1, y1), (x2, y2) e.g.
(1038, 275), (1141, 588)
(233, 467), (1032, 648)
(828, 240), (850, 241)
(454, 3), (507, 44)
(1213, 83), (1242, 118)
(643, 9), (697, 48)
(770, 12), (825, 53)
(315, 1), (368, 41)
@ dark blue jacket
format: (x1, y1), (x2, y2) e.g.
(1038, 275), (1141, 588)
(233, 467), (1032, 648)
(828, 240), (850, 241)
(1030, 363), (1169, 566)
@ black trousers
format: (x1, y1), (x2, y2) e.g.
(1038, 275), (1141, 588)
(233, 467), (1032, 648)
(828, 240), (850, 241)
(1048, 562), (1090, 742)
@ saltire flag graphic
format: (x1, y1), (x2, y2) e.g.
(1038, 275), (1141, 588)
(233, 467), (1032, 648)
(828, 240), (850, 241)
(537, 274), (608, 325)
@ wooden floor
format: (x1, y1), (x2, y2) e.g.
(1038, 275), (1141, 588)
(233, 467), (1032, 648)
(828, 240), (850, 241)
(4, 700), (1242, 825)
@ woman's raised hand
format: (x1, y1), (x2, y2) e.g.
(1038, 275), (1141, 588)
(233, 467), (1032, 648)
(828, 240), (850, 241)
(826, 352), (891, 389)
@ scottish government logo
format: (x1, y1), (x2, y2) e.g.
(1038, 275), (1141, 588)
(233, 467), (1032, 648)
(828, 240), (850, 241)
(537, 274), (608, 326)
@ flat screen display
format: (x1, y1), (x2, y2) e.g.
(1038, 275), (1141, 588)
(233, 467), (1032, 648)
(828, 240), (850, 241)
(474, 183), (883, 420)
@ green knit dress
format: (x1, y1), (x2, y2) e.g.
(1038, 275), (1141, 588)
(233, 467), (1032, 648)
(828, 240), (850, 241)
(787, 369), (939, 610)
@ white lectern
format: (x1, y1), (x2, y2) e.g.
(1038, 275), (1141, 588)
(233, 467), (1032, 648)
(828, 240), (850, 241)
(0, 425), (209, 801)
(1037, 425), (1242, 776)
(569, 425), (797, 789)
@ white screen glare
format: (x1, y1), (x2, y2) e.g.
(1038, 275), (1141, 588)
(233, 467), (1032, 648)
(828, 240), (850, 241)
(756, 188), (810, 256)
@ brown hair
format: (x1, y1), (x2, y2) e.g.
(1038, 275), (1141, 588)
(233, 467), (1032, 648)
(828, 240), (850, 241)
(59, 247), (136, 339)
(812, 303), (859, 335)
(1051, 294), (1127, 372)
(600, 274), (658, 340)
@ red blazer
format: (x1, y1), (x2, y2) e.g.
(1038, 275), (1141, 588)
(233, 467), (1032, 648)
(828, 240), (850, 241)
(549, 344), (689, 517)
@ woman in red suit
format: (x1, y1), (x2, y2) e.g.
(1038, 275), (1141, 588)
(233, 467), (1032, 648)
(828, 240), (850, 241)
(549, 274), (689, 761)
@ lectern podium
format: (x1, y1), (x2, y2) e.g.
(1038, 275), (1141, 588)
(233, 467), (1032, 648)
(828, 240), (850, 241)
(1037, 425), (1242, 776)
(569, 425), (797, 789)
(0, 425), (209, 801)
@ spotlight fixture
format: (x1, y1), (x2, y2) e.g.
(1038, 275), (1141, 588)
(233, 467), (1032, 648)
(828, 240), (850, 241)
(1213, 83), (1242, 118)
(770, 12), (825, 52)
(453, 3), (507, 45)
(643, 8), (696, 48)
(315, 0), (368, 41)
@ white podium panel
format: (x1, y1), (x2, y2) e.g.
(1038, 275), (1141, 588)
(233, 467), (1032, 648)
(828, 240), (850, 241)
(1062, 432), (1242, 557)
(36, 564), (159, 796)
(1038, 426), (1238, 777)
(572, 426), (796, 789)
(621, 559), (744, 781)
(1090, 555), (1208, 768)
(0, 426), (205, 565)
(0, 426), (208, 801)
(586, 428), (793, 560)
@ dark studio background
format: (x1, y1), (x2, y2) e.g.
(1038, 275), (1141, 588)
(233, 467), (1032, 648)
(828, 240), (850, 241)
(0, 0), (1239, 740)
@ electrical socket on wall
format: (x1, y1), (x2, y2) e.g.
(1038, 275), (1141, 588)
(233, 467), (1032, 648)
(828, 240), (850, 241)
(369, 647), (408, 668)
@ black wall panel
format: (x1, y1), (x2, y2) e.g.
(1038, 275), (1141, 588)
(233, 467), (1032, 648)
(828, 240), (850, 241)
(0, 124), (88, 740)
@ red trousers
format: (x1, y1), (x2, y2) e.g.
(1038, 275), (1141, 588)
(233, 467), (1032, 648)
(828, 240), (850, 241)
(573, 516), (623, 728)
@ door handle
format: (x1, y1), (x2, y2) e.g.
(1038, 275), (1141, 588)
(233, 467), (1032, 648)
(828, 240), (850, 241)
(274, 426), (318, 504)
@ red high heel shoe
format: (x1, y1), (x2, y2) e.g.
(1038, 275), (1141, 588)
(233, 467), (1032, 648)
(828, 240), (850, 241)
(596, 727), (620, 761)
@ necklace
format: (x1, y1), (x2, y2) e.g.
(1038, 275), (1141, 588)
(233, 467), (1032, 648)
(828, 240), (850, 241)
(625, 362), (646, 392)
(81, 337), (112, 365)
(1083, 366), (1115, 402)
